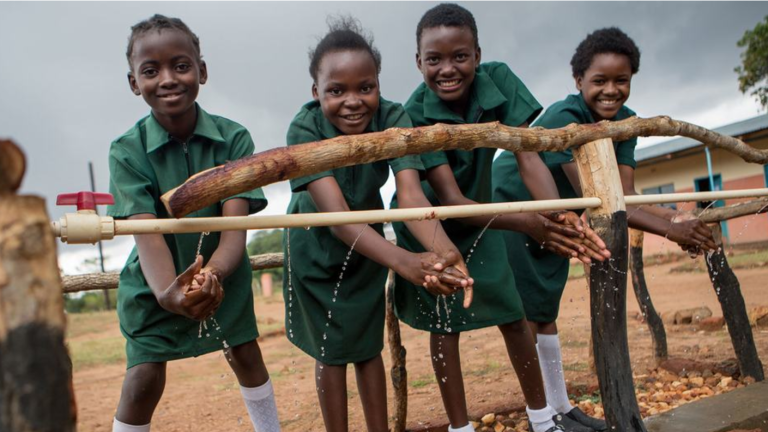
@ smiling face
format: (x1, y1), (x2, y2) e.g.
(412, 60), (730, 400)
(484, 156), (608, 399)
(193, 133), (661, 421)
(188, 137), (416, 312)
(575, 53), (632, 122)
(417, 25), (480, 115)
(312, 50), (380, 135)
(128, 29), (207, 130)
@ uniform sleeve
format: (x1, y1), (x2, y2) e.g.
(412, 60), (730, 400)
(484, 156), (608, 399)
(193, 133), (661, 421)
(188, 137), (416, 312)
(225, 128), (268, 214)
(490, 63), (543, 127)
(287, 113), (335, 192)
(614, 137), (638, 168)
(384, 105), (425, 174)
(536, 105), (584, 166)
(107, 144), (158, 218)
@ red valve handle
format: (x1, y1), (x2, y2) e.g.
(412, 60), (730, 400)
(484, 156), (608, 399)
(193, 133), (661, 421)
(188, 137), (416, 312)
(56, 192), (114, 211)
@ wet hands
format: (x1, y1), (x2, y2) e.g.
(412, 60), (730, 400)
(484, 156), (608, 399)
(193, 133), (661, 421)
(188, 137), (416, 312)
(531, 211), (611, 264)
(158, 256), (224, 321)
(670, 213), (718, 256)
(398, 250), (474, 308)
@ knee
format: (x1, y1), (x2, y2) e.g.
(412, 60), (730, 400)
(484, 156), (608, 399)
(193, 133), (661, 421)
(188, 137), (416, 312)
(500, 319), (527, 334)
(228, 340), (263, 367)
(123, 363), (166, 404)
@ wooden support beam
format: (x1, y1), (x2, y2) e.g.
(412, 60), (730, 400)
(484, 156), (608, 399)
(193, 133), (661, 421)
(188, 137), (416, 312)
(0, 140), (76, 432)
(698, 196), (768, 223)
(162, 117), (768, 217)
(705, 225), (765, 381)
(385, 270), (407, 432)
(629, 229), (668, 364)
(61, 253), (284, 293)
(573, 139), (645, 432)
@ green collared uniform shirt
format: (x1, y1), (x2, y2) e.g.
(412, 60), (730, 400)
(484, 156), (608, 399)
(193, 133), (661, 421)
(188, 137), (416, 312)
(108, 105), (267, 368)
(393, 62), (542, 333)
(492, 93), (637, 322)
(283, 97), (423, 365)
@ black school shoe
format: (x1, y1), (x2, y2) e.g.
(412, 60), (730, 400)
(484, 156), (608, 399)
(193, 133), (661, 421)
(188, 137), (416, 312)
(528, 415), (588, 432)
(565, 407), (607, 431)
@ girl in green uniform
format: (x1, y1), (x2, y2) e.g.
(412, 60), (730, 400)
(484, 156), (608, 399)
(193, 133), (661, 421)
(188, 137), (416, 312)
(493, 27), (717, 431)
(393, 5), (610, 432)
(108, 15), (280, 432)
(283, 17), (472, 432)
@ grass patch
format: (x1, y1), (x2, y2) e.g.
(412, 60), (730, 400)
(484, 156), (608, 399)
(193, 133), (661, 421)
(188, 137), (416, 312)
(69, 335), (126, 371)
(568, 263), (585, 280)
(670, 249), (768, 274)
(66, 310), (118, 339)
(561, 339), (588, 348)
(410, 375), (437, 388)
(467, 359), (501, 377)
(563, 362), (589, 372)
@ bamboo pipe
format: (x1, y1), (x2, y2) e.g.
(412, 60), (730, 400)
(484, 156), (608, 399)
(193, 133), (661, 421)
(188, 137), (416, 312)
(52, 189), (768, 243)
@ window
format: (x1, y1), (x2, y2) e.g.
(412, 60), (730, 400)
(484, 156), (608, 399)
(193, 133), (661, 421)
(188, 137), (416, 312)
(693, 174), (723, 209)
(641, 183), (676, 209)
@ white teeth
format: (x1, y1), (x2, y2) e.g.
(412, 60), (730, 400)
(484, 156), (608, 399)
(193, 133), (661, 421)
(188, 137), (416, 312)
(438, 80), (460, 87)
(598, 100), (617, 105)
(344, 114), (363, 120)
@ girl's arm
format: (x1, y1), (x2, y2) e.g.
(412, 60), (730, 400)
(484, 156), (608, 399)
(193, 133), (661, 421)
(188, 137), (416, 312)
(130, 213), (220, 320)
(561, 163), (716, 250)
(305, 176), (462, 296)
(202, 198), (250, 281)
(425, 165), (604, 263)
(394, 168), (474, 307)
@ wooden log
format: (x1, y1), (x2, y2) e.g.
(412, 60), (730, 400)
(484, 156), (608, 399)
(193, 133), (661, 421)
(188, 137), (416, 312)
(0, 140), (76, 431)
(573, 139), (645, 432)
(629, 229), (668, 364)
(705, 224), (765, 381)
(0, 139), (26, 195)
(698, 197), (768, 223)
(385, 270), (407, 432)
(162, 117), (768, 217)
(61, 253), (285, 293)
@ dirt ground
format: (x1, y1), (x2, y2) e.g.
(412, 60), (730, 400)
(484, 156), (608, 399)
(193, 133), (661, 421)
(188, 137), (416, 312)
(71, 256), (768, 432)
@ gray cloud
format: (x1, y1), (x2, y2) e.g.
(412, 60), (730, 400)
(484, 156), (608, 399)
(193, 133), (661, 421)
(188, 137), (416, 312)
(0, 2), (764, 268)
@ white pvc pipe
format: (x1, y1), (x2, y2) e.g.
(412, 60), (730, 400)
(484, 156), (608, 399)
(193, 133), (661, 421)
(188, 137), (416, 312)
(113, 197), (603, 235)
(624, 188), (768, 205)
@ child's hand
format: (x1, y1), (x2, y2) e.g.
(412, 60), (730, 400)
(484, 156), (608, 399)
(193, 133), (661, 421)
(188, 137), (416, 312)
(427, 250), (474, 308)
(158, 256), (220, 321)
(188, 270), (224, 318)
(526, 213), (610, 264)
(669, 213), (717, 253)
(396, 252), (453, 296)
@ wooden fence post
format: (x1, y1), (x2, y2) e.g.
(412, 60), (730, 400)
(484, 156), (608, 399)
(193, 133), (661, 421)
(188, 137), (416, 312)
(573, 139), (645, 432)
(629, 229), (668, 364)
(0, 140), (76, 432)
(704, 224), (764, 381)
(385, 270), (408, 432)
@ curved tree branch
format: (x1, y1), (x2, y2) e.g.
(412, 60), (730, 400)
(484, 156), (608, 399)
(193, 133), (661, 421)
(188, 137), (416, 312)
(162, 116), (768, 217)
(698, 197), (768, 223)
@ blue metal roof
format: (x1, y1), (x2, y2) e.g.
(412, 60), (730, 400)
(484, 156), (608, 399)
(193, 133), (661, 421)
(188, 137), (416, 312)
(636, 114), (768, 162)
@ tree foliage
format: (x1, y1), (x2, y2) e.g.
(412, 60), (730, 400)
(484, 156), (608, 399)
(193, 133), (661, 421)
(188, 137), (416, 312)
(247, 229), (284, 282)
(735, 16), (768, 109)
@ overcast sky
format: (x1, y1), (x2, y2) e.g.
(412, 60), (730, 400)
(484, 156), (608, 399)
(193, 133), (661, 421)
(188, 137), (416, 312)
(1, 2), (765, 274)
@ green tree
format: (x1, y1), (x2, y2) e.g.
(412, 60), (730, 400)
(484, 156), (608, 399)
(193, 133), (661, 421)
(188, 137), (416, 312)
(735, 16), (768, 109)
(247, 229), (284, 291)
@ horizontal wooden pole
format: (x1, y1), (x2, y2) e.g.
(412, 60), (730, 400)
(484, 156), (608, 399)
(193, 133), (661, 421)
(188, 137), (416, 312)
(624, 189), (768, 206)
(162, 117), (768, 217)
(62, 253), (284, 293)
(698, 197), (768, 223)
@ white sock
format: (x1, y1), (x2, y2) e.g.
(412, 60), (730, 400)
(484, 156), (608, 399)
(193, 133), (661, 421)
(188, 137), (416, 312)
(537, 334), (574, 414)
(526, 405), (557, 432)
(448, 423), (475, 432)
(113, 418), (150, 432)
(240, 379), (281, 432)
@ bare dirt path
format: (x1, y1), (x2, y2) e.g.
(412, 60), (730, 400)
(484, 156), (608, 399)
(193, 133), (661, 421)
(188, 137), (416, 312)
(71, 258), (768, 431)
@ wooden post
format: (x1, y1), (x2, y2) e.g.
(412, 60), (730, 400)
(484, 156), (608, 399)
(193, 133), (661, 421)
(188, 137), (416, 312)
(629, 229), (668, 364)
(705, 224), (764, 381)
(0, 140), (76, 431)
(385, 270), (407, 432)
(573, 139), (645, 432)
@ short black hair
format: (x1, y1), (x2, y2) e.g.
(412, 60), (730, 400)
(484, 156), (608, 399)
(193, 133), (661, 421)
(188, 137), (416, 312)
(126, 14), (201, 69)
(308, 16), (382, 82)
(571, 27), (640, 78)
(416, 3), (479, 50)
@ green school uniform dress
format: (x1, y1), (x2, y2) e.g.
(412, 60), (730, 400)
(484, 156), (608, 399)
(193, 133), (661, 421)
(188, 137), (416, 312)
(492, 93), (637, 323)
(107, 105), (267, 368)
(282, 97), (424, 365)
(392, 62), (542, 334)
